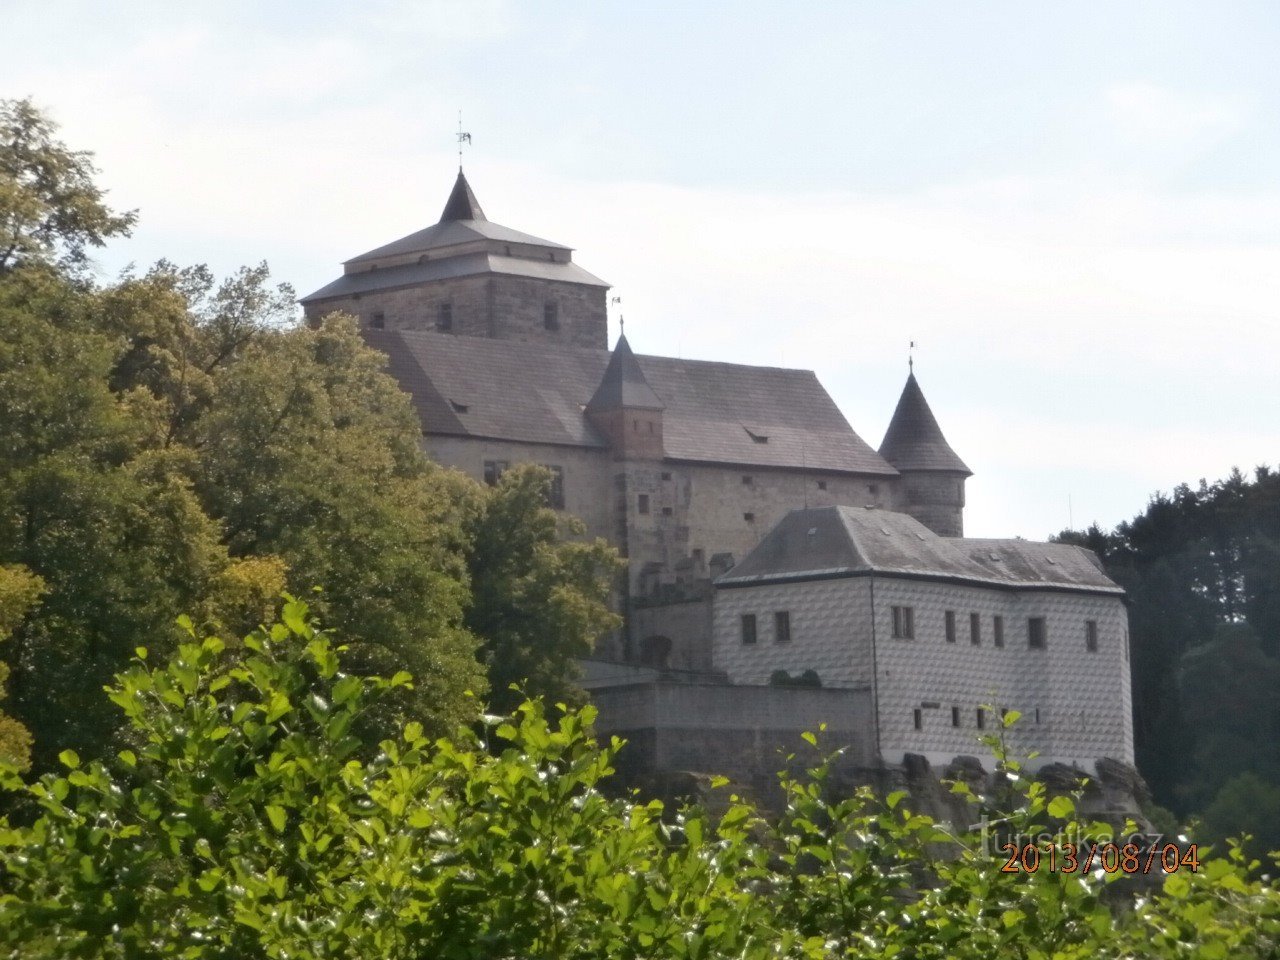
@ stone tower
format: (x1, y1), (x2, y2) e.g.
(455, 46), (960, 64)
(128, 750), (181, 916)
(585, 332), (665, 461)
(301, 170), (610, 348)
(879, 372), (970, 537)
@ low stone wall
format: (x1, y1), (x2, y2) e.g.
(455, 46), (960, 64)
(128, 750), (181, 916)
(591, 682), (876, 803)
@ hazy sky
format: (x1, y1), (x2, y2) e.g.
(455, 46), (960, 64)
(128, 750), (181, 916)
(6, 1), (1279, 538)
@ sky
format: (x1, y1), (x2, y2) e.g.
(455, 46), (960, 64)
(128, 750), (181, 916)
(5, 1), (1279, 539)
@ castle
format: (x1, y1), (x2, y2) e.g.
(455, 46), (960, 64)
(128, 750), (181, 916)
(302, 170), (1135, 796)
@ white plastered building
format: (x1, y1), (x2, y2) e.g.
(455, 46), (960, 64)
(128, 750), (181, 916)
(712, 506), (1134, 773)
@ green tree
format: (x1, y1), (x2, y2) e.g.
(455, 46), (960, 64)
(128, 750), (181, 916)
(0, 98), (135, 273)
(3, 603), (1280, 958)
(0, 564), (43, 770)
(464, 464), (622, 713)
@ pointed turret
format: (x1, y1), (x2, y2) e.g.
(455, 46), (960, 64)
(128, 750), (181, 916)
(587, 333), (664, 413)
(880, 372), (970, 537)
(586, 334), (664, 459)
(439, 169), (486, 222)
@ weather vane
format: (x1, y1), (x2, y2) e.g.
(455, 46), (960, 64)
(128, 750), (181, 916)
(909, 339), (916, 372)
(456, 111), (471, 170)
(612, 296), (623, 332)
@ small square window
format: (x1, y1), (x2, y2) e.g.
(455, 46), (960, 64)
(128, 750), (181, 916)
(743, 512), (755, 523)
(970, 612), (981, 645)
(638, 494), (650, 515)
(741, 614), (757, 645)
(951, 706), (961, 727)
(913, 708), (923, 731)
(661, 506), (672, 517)
(1028, 617), (1047, 650)
(1085, 620), (1098, 652)
(774, 611), (791, 643)
(483, 460), (508, 486)
(817, 480), (827, 490)
(993, 615), (1005, 648)
(944, 610), (956, 643)
(370, 311), (385, 329)
(892, 606), (915, 639)
(661, 471), (672, 481)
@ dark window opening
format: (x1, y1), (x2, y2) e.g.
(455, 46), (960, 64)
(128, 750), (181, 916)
(544, 301), (560, 331)
(743, 512), (755, 523)
(869, 484), (879, 495)
(976, 708), (986, 730)
(741, 614), (757, 645)
(951, 706), (961, 727)
(1085, 619), (1099, 652)
(483, 460), (508, 486)
(913, 708), (923, 731)
(970, 612), (981, 645)
(661, 506), (672, 517)
(661, 471), (672, 481)
(817, 480), (827, 490)
(891, 606), (915, 639)
(370, 311), (385, 329)
(741, 475), (753, 485)
(1028, 617), (1047, 650)
(945, 610), (957, 643)
(638, 494), (650, 515)
(993, 615), (1005, 648)
(774, 611), (791, 643)
(438, 302), (453, 331)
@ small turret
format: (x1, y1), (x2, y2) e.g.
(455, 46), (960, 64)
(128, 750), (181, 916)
(879, 372), (970, 536)
(586, 333), (664, 459)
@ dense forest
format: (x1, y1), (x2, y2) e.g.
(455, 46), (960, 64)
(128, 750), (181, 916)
(1057, 467), (1280, 852)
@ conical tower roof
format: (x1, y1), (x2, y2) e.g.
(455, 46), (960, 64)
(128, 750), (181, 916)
(879, 372), (970, 474)
(439, 169), (486, 222)
(586, 333), (664, 412)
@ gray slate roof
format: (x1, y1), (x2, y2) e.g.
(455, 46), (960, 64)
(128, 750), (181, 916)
(586, 333), (664, 412)
(300, 253), (607, 304)
(344, 218), (572, 266)
(717, 506), (1121, 594)
(878, 372), (970, 475)
(439, 169), (486, 221)
(362, 328), (898, 475)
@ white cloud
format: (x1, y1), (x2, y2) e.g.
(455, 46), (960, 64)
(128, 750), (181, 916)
(1106, 81), (1246, 146)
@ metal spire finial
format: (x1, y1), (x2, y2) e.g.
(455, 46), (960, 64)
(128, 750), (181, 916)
(456, 111), (471, 171)
(908, 339), (916, 372)
(611, 296), (624, 334)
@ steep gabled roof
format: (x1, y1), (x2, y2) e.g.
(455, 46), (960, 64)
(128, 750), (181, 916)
(716, 506), (1122, 594)
(878, 372), (970, 475)
(586, 334), (664, 412)
(360, 328), (897, 475)
(439, 169), (486, 221)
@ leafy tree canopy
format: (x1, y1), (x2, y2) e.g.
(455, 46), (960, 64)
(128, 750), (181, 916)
(2, 601), (1278, 958)
(0, 98), (135, 274)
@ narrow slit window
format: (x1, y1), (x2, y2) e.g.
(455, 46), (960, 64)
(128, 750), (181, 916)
(993, 615), (1005, 648)
(913, 708), (923, 731)
(951, 706), (961, 727)
(944, 610), (956, 643)
(741, 614), (757, 645)
(438, 301), (453, 331)
(976, 708), (986, 730)
(544, 301), (560, 330)
(970, 612), (981, 645)
(1085, 619), (1099, 652)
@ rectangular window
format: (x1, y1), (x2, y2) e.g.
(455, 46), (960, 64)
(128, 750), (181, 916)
(774, 611), (791, 643)
(993, 615), (1004, 648)
(944, 610), (956, 643)
(540, 465), (565, 509)
(743, 512), (755, 523)
(1035, 708), (1042, 724)
(543, 300), (559, 331)
(741, 475), (753, 485)
(1085, 620), (1099, 652)
(741, 614), (757, 645)
(913, 708), (923, 731)
(638, 494), (650, 515)
(438, 301), (453, 331)
(891, 606), (915, 639)
(951, 706), (961, 727)
(661, 506), (672, 516)
(976, 708), (986, 730)
(1028, 617), (1047, 650)
(370, 311), (385, 329)
(482, 460), (508, 486)
(970, 612), (981, 645)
